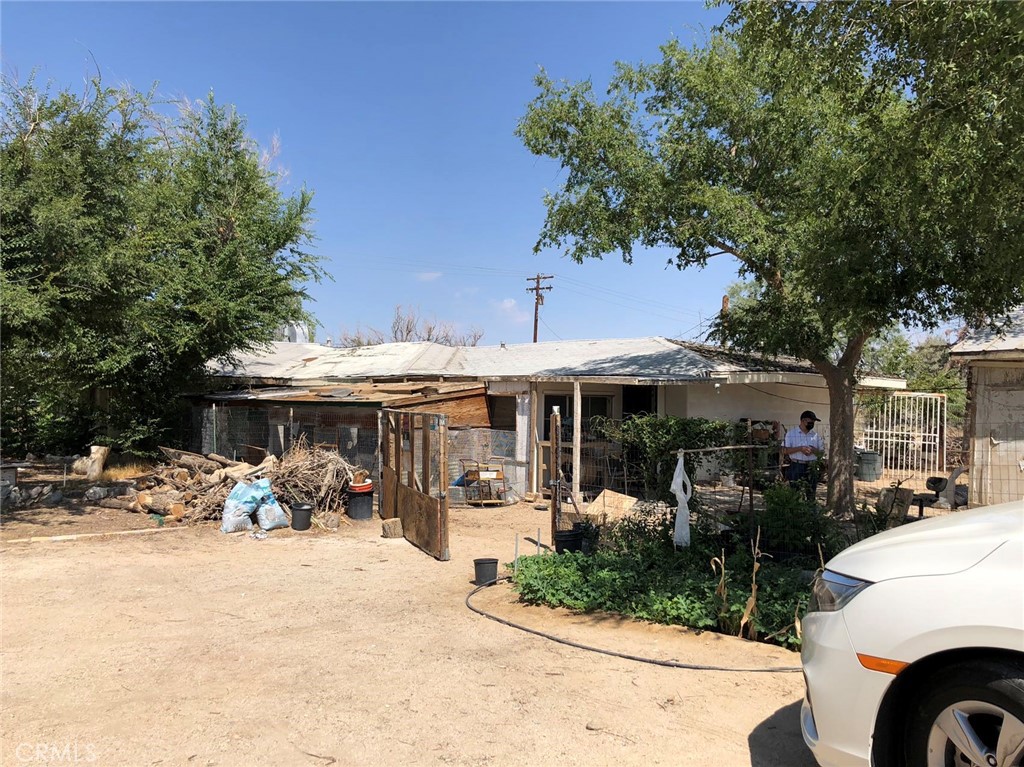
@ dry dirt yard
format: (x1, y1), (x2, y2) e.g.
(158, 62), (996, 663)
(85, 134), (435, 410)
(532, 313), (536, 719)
(2, 501), (814, 767)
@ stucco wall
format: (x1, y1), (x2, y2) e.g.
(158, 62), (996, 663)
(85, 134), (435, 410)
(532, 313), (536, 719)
(968, 364), (1024, 506)
(679, 382), (831, 443)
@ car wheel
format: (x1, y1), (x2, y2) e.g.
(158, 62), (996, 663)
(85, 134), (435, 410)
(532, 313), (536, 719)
(905, 660), (1024, 767)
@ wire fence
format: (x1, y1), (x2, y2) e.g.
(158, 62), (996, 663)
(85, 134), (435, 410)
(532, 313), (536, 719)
(186, 403), (380, 474)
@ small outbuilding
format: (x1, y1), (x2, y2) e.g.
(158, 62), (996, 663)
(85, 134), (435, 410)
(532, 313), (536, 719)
(950, 309), (1024, 505)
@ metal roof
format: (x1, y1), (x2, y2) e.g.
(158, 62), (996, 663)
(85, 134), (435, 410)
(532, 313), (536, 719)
(214, 336), (903, 387)
(210, 342), (460, 382)
(950, 308), (1024, 357)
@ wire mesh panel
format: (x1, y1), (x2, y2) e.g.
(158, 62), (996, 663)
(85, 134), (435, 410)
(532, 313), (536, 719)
(188, 403), (379, 474)
(446, 428), (520, 506)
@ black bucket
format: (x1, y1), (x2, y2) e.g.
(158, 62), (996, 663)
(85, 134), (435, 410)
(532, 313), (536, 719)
(291, 503), (313, 531)
(347, 490), (374, 520)
(473, 557), (499, 585)
(554, 528), (584, 554)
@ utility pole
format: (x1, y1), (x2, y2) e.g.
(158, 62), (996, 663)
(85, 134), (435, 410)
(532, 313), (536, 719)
(526, 274), (553, 343)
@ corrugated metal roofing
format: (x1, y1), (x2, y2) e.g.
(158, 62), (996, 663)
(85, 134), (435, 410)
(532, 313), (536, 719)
(456, 337), (721, 379)
(213, 336), (897, 385)
(951, 308), (1024, 356)
(210, 341), (460, 381)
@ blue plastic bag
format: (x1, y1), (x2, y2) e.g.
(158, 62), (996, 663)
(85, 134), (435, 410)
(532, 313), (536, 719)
(220, 480), (262, 533)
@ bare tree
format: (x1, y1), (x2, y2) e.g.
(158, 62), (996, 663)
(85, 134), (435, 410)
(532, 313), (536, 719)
(339, 305), (483, 347)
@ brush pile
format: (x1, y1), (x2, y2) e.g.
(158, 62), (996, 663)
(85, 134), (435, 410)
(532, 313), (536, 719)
(103, 438), (368, 527)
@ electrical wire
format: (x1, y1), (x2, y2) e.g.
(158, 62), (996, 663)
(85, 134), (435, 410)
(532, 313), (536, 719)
(538, 316), (563, 340)
(465, 578), (801, 674)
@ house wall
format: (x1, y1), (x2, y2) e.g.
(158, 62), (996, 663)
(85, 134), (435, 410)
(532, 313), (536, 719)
(669, 382), (831, 442)
(967, 363), (1024, 505)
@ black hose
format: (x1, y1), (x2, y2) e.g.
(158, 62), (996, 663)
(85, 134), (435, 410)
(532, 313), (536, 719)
(465, 578), (801, 674)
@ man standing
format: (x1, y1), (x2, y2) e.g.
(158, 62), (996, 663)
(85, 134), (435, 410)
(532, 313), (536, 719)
(783, 410), (826, 500)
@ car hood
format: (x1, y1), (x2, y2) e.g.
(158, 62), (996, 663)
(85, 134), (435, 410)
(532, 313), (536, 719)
(828, 501), (1024, 582)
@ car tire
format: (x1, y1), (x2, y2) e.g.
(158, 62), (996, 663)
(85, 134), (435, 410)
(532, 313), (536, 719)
(904, 659), (1024, 767)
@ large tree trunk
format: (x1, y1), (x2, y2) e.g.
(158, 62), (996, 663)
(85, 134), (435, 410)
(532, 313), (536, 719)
(814, 335), (869, 518)
(822, 368), (858, 517)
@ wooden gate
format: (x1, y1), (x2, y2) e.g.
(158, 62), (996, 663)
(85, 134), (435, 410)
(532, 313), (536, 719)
(380, 409), (450, 561)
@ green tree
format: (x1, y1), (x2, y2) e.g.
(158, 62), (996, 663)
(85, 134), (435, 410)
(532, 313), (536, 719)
(517, 1), (1024, 514)
(1, 77), (324, 454)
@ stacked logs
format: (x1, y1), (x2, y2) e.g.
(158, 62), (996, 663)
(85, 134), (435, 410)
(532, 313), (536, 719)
(103, 440), (366, 526)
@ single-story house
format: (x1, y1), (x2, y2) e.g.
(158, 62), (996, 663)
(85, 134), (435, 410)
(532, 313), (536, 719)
(950, 309), (1024, 505)
(202, 336), (905, 499)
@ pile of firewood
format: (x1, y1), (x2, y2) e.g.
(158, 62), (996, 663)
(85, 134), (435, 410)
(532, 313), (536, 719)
(99, 439), (368, 527)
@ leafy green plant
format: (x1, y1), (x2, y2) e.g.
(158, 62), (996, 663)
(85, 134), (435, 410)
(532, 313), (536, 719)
(512, 505), (811, 649)
(591, 415), (740, 502)
(759, 482), (848, 565)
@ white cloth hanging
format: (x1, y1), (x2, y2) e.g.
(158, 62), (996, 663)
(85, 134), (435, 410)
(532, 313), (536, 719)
(670, 455), (692, 548)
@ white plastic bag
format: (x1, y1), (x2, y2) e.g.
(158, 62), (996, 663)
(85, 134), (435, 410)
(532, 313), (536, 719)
(251, 478), (289, 531)
(670, 455), (692, 549)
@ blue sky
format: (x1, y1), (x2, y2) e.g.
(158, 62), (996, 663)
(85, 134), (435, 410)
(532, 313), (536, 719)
(3, 1), (741, 346)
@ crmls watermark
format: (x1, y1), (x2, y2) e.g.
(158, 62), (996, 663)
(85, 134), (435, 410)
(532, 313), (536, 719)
(14, 742), (98, 763)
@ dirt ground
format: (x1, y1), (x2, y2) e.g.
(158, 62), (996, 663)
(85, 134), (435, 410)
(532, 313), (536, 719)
(2, 491), (815, 767)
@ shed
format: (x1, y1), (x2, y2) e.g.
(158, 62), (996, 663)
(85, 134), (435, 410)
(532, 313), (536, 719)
(950, 309), (1024, 505)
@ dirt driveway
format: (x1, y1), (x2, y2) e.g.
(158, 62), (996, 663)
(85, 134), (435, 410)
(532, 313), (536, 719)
(1, 503), (814, 767)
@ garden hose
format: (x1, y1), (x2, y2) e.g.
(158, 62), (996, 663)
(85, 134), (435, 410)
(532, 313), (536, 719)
(466, 578), (801, 674)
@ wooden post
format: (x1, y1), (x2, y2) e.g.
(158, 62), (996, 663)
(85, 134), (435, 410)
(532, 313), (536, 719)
(421, 413), (431, 495)
(572, 380), (582, 501)
(529, 383), (539, 495)
(439, 414), (449, 495)
(550, 408), (561, 542)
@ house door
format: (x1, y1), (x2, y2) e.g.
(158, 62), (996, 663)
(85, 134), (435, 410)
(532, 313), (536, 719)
(380, 409), (450, 561)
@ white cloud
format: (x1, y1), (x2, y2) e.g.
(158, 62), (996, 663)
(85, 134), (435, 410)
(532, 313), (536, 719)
(416, 271), (443, 282)
(494, 298), (531, 324)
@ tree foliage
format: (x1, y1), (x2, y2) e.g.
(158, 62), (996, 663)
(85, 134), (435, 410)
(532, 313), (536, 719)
(338, 304), (483, 347)
(517, 1), (1024, 513)
(1, 77), (323, 455)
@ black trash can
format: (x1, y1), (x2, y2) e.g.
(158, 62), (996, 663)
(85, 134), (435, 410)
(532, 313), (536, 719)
(347, 490), (374, 520)
(291, 503), (313, 531)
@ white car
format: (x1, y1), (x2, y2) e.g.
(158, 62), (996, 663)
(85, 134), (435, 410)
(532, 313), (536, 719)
(801, 500), (1024, 767)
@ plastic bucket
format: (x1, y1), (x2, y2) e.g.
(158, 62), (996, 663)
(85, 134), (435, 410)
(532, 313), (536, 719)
(554, 529), (584, 554)
(856, 451), (883, 482)
(473, 557), (499, 585)
(347, 490), (374, 520)
(291, 503), (313, 531)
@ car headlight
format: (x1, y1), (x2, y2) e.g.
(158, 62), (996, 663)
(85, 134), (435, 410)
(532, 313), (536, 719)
(807, 570), (872, 613)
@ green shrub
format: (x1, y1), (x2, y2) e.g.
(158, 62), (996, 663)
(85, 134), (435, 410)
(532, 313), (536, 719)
(512, 515), (811, 649)
(760, 483), (849, 566)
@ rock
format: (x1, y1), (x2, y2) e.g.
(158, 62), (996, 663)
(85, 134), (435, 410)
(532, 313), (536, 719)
(7, 487), (23, 506)
(29, 486), (44, 499)
(84, 486), (110, 501)
(25, 453), (38, 462)
(41, 490), (63, 505)
(381, 517), (404, 538)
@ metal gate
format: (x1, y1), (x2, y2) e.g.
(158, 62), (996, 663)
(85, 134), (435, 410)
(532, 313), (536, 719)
(380, 409), (450, 561)
(857, 392), (947, 478)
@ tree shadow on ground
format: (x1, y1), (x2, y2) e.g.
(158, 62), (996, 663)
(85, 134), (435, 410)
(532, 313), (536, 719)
(748, 700), (817, 767)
